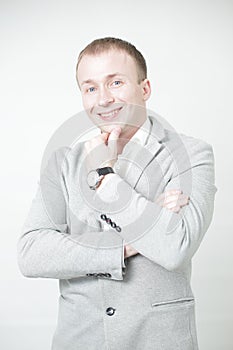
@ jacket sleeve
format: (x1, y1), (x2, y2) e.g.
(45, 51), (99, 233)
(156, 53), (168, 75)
(17, 147), (126, 281)
(95, 139), (217, 271)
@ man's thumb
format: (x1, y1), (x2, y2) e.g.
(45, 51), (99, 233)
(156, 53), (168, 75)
(108, 127), (122, 143)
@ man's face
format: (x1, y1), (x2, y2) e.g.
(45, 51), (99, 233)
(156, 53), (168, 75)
(76, 49), (151, 133)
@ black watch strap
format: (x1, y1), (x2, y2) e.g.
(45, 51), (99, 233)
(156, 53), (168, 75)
(96, 167), (114, 176)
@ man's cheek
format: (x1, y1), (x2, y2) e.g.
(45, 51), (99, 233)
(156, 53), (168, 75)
(82, 94), (95, 107)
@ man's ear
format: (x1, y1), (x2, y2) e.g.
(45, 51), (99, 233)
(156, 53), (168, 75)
(141, 79), (151, 101)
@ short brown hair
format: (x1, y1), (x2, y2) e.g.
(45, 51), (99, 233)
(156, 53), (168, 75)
(76, 37), (147, 84)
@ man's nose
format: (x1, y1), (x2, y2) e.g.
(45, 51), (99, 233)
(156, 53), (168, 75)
(98, 87), (114, 107)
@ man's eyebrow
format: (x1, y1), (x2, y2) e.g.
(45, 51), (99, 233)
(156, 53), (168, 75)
(80, 73), (126, 86)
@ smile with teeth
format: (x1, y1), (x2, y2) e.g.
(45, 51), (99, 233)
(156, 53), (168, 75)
(98, 107), (122, 120)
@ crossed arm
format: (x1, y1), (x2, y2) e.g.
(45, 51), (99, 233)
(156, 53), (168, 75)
(17, 131), (217, 280)
(104, 184), (189, 259)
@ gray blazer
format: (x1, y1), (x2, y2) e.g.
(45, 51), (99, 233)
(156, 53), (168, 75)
(17, 114), (217, 350)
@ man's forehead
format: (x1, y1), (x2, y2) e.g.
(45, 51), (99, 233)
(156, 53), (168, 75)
(77, 50), (137, 84)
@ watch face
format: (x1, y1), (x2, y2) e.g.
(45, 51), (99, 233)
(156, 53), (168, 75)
(87, 170), (100, 189)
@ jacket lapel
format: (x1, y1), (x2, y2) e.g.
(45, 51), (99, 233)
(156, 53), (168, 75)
(116, 115), (166, 189)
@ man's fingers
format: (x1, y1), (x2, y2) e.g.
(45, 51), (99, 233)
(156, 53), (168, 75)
(156, 189), (182, 203)
(171, 206), (181, 213)
(92, 133), (109, 146)
(100, 132), (110, 145)
(156, 192), (185, 205)
(160, 194), (183, 205)
(108, 127), (122, 153)
(85, 126), (121, 150)
(108, 127), (121, 142)
(156, 190), (190, 214)
(164, 197), (189, 209)
(158, 194), (189, 206)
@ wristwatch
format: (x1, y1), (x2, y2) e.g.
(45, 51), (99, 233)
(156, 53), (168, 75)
(87, 167), (114, 190)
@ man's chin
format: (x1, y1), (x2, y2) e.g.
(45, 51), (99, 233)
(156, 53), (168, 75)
(99, 123), (125, 134)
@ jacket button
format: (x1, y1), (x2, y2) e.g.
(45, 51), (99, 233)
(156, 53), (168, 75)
(105, 273), (112, 278)
(97, 273), (105, 277)
(100, 214), (107, 220)
(106, 307), (115, 316)
(110, 221), (116, 228)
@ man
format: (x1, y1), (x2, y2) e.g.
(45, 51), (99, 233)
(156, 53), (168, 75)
(17, 37), (217, 350)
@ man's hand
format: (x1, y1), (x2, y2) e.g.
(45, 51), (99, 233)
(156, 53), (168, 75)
(84, 126), (122, 171)
(124, 189), (189, 260)
(156, 189), (189, 213)
(86, 126), (138, 260)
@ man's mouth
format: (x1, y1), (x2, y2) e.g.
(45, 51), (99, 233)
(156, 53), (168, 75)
(97, 107), (122, 120)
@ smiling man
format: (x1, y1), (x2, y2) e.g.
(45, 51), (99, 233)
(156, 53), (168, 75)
(17, 37), (217, 350)
(77, 45), (150, 135)
(77, 40), (154, 164)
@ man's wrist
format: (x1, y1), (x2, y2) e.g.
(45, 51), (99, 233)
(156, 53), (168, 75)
(87, 167), (114, 190)
(96, 173), (115, 190)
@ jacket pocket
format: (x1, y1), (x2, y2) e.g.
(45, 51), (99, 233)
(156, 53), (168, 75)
(151, 297), (195, 309)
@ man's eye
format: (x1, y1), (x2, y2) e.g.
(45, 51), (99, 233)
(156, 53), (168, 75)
(112, 80), (122, 86)
(87, 87), (96, 93)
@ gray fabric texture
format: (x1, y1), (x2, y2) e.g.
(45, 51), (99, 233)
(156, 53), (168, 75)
(17, 114), (217, 350)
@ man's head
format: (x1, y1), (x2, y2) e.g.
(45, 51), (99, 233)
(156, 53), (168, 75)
(76, 37), (151, 134)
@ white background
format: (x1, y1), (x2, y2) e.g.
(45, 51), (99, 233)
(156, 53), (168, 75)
(1, 0), (232, 349)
